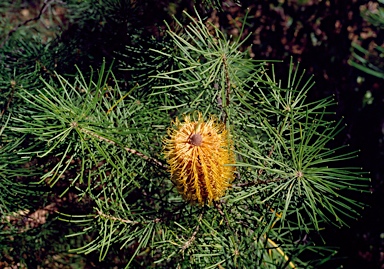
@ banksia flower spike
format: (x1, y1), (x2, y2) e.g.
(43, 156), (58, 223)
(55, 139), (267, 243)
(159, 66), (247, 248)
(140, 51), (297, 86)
(163, 112), (236, 205)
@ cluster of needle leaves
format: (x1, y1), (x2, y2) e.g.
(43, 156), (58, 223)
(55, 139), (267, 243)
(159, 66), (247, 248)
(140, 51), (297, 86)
(0, 1), (370, 268)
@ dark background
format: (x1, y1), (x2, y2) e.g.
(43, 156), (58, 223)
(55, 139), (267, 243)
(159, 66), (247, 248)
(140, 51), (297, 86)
(226, 1), (384, 268)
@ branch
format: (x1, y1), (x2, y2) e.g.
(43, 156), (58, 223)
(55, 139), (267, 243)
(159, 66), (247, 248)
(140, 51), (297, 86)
(0, 80), (16, 117)
(214, 201), (232, 230)
(233, 177), (285, 188)
(222, 54), (231, 124)
(181, 212), (203, 252)
(266, 237), (297, 269)
(0, 0), (56, 48)
(78, 127), (165, 168)
(233, 146), (277, 187)
(258, 145), (275, 176)
(96, 208), (161, 225)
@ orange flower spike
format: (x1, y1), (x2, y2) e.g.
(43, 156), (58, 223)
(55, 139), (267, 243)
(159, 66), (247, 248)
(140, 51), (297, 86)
(164, 112), (236, 205)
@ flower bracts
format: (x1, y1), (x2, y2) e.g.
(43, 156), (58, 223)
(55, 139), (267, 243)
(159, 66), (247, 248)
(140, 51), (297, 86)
(164, 112), (235, 205)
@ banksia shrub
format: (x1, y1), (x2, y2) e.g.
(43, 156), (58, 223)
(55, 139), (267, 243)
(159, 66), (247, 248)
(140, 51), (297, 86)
(0, 2), (370, 268)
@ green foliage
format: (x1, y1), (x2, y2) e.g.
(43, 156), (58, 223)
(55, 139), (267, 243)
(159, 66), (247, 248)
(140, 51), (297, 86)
(349, 42), (384, 79)
(0, 1), (370, 268)
(349, 1), (384, 79)
(361, 1), (384, 29)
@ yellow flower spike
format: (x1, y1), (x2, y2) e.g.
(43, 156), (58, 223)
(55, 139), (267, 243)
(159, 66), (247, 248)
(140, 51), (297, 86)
(163, 112), (236, 205)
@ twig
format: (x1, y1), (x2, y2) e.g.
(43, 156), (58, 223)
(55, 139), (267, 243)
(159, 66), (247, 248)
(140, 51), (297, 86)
(221, 54), (232, 124)
(233, 177), (285, 188)
(233, 146), (277, 188)
(258, 145), (275, 176)
(36, 59), (57, 78)
(0, 0), (56, 48)
(96, 208), (161, 224)
(266, 237), (296, 269)
(214, 201), (232, 230)
(0, 80), (16, 117)
(78, 127), (165, 168)
(96, 208), (138, 224)
(181, 212), (203, 252)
